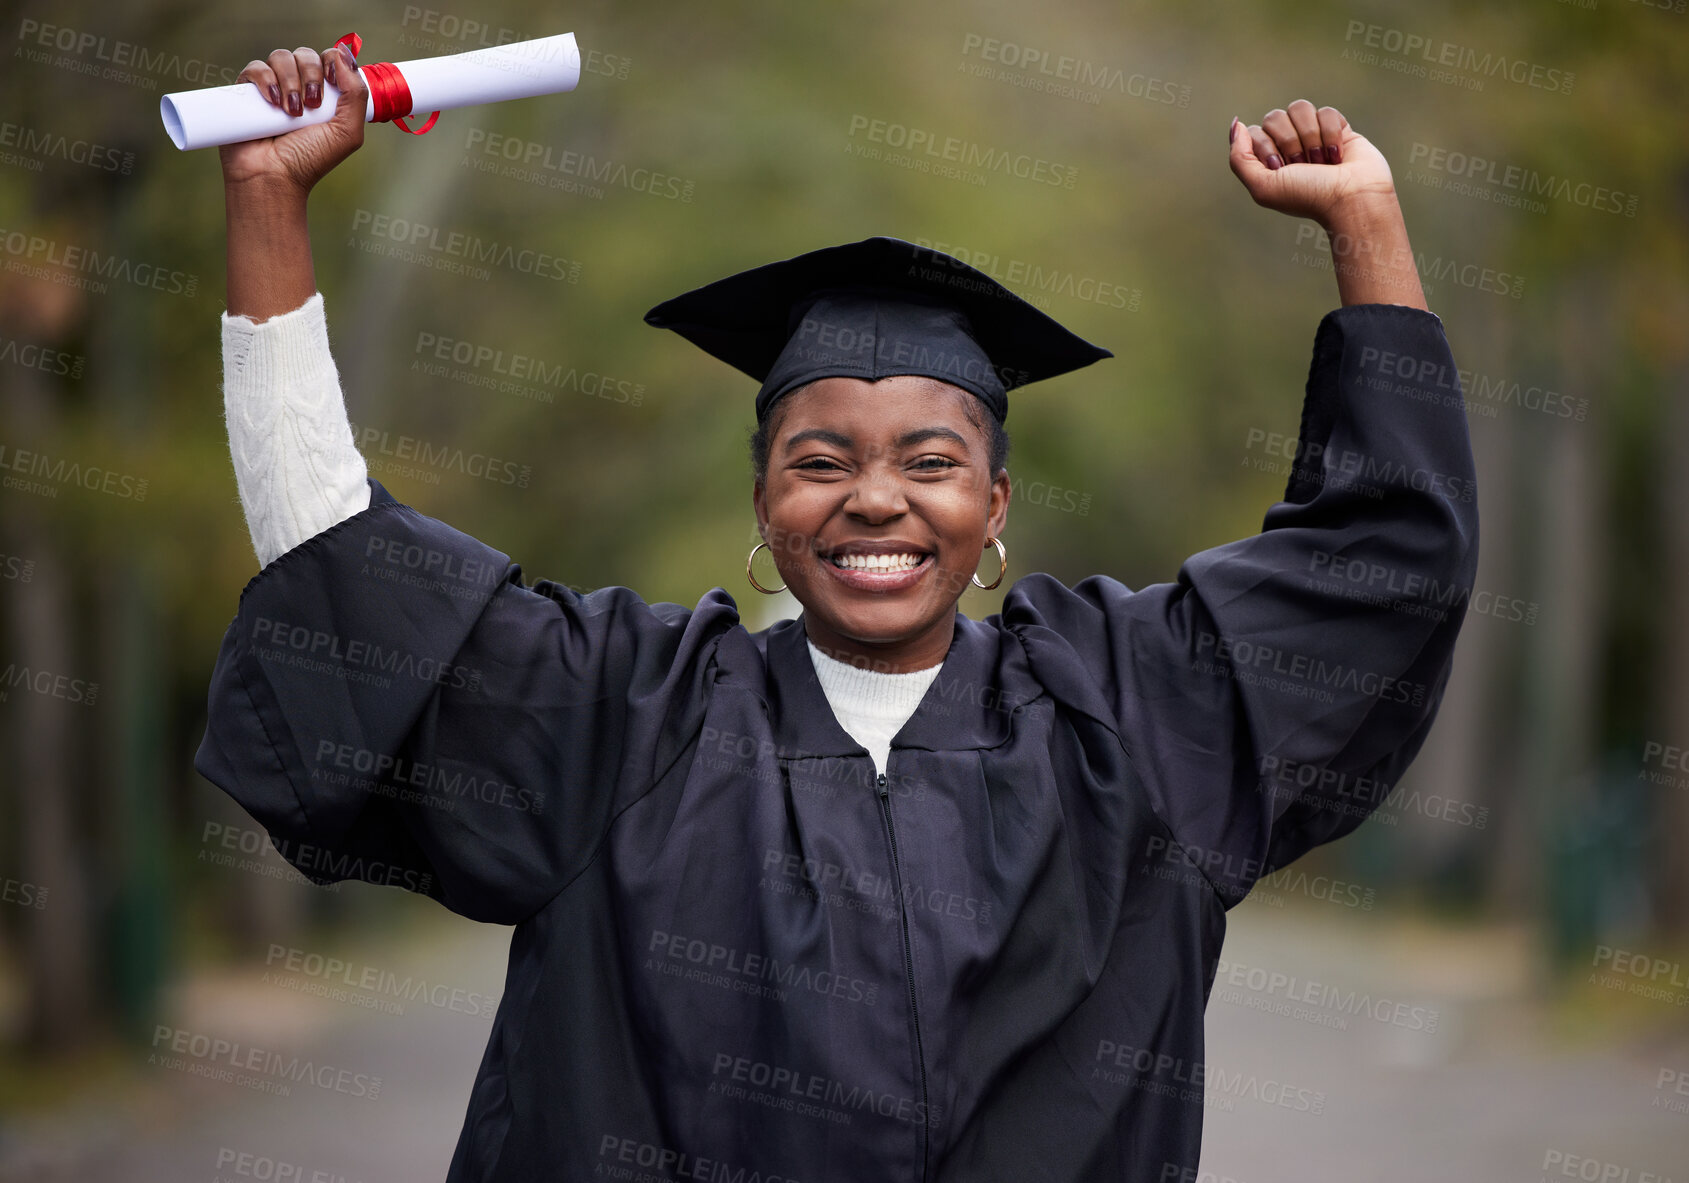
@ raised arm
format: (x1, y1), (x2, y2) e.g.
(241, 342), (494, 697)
(221, 45), (365, 319)
(1229, 99), (1428, 311)
(198, 49), (744, 922)
(1006, 101), (1476, 907)
(219, 47), (371, 567)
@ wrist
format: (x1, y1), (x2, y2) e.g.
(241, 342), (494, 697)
(1317, 188), (1403, 236)
(224, 174), (311, 217)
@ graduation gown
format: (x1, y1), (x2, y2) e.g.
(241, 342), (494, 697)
(194, 303), (1478, 1181)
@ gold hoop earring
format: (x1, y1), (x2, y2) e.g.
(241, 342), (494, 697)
(746, 541), (787, 594)
(971, 536), (1007, 591)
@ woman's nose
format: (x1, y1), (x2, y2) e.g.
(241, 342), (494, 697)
(843, 469), (908, 520)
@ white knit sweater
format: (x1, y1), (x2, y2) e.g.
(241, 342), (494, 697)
(219, 292), (941, 775)
(221, 292), (371, 567)
(804, 639), (941, 775)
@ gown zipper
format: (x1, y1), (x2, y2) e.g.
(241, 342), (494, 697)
(877, 764), (930, 1182)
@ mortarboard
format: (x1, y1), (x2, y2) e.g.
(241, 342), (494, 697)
(642, 236), (1112, 424)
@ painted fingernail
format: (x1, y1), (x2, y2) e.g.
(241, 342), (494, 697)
(1266, 154), (1283, 170)
(305, 81), (320, 106)
(1328, 144), (1341, 165)
(267, 83), (280, 105)
(1228, 116), (1238, 144)
(1287, 152), (1305, 165)
(287, 91), (302, 116)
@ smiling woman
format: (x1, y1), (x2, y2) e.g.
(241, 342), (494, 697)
(196, 53), (1476, 1183)
(759, 376), (1008, 671)
(642, 234), (1109, 673)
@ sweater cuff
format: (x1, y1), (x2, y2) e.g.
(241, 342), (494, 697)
(222, 291), (337, 390)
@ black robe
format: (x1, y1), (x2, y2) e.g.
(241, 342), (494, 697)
(194, 303), (1478, 1181)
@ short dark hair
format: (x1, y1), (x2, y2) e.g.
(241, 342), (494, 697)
(748, 382), (1010, 485)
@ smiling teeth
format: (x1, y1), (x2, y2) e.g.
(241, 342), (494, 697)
(831, 552), (925, 571)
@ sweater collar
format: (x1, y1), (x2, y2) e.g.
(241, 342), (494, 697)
(763, 610), (1018, 759)
(805, 638), (941, 719)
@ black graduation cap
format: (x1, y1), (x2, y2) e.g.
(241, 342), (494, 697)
(643, 236), (1112, 424)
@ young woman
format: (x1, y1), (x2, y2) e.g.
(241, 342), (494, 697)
(197, 44), (1477, 1183)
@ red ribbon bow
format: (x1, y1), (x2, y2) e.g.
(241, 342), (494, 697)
(334, 32), (441, 136)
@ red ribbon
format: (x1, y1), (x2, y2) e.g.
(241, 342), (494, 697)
(334, 32), (440, 136)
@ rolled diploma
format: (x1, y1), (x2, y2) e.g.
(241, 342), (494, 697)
(160, 33), (580, 150)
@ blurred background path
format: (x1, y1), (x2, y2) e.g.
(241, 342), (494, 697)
(4, 901), (1684, 1182)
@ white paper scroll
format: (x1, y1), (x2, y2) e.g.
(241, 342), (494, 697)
(160, 33), (580, 150)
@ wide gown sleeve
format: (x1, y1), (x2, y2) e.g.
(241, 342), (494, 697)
(1004, 303), (1479, 907)
(193, 477), (738, 924)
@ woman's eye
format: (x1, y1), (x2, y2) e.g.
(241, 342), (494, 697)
(797, 458), (843, 471)
(912, 457), (957, 470)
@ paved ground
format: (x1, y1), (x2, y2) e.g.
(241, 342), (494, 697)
(1200, 905), (1689, 1182)
(1, 900), (503, 1183)
(5, 900), (1687, 1182)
